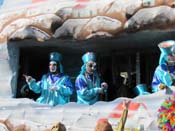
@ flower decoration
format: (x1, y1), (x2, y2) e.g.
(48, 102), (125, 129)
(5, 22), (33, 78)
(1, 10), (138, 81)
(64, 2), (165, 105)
(157, 92), (175, 131)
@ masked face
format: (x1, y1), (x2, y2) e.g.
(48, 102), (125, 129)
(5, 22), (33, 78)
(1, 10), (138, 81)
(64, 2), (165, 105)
(167, 55), (175, 66)
(49, 61), (58, 73)
(86, 61), (96, 75)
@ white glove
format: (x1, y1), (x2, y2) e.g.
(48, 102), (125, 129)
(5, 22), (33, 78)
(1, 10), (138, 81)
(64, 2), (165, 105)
(98, 88), (104, 94)
(23, 74), (33, 83)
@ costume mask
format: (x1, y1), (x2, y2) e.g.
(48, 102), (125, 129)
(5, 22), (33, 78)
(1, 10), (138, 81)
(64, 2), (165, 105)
(86, 61), (96, 75)
(167, 55), (175, 66)
(49, 61), (57, 73)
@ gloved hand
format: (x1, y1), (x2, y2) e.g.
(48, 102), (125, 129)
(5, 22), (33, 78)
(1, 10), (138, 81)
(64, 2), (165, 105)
(98, 82), (108, 94)
(159, 83), (167, 90)
(98, 88), (104, 94)
(23, 74), (33, 83)
(101, 82), (108, 88)
(101, 82), (108, 92)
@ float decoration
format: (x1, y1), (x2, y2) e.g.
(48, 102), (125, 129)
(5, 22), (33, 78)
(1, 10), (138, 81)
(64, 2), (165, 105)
(157, 92), (175, 130)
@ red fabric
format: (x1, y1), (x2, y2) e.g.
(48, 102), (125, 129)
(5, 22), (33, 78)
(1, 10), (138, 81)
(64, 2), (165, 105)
(108, 102), (148, 118)
(109, 113), (121, 118)
(98, 118), (108, 123)
(113, 102), (140, 111)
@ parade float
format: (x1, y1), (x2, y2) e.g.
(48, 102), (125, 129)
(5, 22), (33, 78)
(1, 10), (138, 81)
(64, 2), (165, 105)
(1, 0), (175, 130)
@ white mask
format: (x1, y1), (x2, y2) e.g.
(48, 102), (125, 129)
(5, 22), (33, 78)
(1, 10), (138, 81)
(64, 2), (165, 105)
(49, 61), (57, 73)
(86, 61), (96, 75)
(167, 55), (175, 66)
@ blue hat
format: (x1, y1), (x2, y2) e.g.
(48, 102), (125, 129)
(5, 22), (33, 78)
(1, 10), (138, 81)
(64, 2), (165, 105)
(158, 40), (175, 65)
(82, 52), (96, 64)
(134, 84), (150, 96)
(50, 52), (62, 63)
(49, 52), (64, 73)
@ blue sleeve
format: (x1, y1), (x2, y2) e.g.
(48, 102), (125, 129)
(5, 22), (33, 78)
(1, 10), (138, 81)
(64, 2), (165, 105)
(75, 76), (87, 90)
(58, 76), (73, 96)
(152, 71), (161, 93)
(75, 75), (99, 99)
(27, 79), (41, 94)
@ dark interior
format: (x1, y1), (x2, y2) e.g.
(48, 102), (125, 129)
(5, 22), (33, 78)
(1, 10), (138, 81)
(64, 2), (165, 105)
(16, 47), (83, 101)
(16, 30), (175, 101)
(16, 45), (159, 101)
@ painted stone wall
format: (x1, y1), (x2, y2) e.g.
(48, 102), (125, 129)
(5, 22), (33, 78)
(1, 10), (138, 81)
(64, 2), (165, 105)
(0, 44), (12, 97)
(0, 41), (19, 98)
(0, 0), (175, 45)
(0, 88), (174, 131)
(7, 43), (19, 97)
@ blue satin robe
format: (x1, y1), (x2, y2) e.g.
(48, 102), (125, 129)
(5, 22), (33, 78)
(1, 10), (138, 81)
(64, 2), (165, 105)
(27, 73), (73, 106)
(152, 64), (175, 92)
(75, 73), (101, 105)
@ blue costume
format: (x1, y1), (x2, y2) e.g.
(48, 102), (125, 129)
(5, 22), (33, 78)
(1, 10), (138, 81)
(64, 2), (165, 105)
(27, 52), (73, 106)
(75, 52), (103, 105)
(75, 72), (101, 105)
(152, 40), (175, 92)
